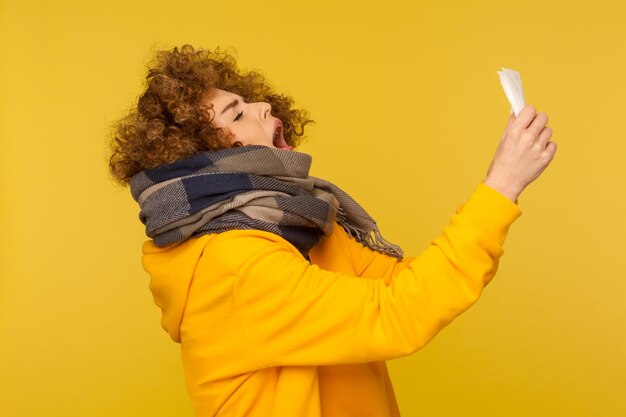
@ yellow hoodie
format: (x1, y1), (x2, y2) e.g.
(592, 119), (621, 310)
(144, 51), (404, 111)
(141, 183), (521, 417)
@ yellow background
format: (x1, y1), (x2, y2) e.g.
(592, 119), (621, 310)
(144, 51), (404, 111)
(1, 0), (625, 416)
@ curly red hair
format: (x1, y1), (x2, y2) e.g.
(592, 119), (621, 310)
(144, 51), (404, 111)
(108, 45), (314, 186)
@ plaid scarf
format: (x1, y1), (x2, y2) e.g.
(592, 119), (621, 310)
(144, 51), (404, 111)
(130, 145), (403, 259)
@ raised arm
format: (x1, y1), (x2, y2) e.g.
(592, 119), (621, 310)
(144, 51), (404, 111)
(319, 105), (556, 282)
(200, 183), (520, 368)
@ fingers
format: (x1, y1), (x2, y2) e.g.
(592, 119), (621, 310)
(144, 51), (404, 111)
(537, 125), (553, 148)
(502, 104), (555, 153)
(527, 112), (548, 137)
(514, 106), (552, 149)
(543, 141), (558, 163)
(513, 106), (538, 130)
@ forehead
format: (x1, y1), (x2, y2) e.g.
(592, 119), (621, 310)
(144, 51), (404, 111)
(207, 88), (240, 108)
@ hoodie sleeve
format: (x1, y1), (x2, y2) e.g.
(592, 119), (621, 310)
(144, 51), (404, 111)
(204, 183), (521, 367)
(344, 183), (516, 282)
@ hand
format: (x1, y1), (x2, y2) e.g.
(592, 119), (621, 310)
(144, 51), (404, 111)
(483, 106), (557, 202)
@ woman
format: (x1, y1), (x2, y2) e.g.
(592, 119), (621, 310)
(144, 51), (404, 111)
(109, 45), (556, 416)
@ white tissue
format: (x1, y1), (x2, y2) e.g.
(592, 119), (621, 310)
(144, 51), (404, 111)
(497, 67), (525, 116)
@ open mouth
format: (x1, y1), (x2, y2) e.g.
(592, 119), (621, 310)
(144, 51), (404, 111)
(273, 121), (293, 150)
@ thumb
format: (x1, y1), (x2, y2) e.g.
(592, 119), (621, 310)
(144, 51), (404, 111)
(500, 113), (516, 141)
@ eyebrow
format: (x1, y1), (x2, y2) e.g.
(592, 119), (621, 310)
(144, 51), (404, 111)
(219, 98), (240, 116)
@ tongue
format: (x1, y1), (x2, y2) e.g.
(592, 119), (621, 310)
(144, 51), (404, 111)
(274, 128), (293, 150)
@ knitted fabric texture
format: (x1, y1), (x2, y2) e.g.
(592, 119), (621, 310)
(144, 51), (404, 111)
(130, 145), (404, 258)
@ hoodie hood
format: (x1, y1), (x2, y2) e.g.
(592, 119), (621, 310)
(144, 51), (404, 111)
(141, 235), (213, 342)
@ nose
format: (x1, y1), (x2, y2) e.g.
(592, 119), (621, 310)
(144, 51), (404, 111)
(258, 101), (271, 120)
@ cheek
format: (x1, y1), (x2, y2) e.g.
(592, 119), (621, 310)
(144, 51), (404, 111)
(237, 123), (260, 141)
(224, 123), (244, 137)
(225, 122), (264, 144)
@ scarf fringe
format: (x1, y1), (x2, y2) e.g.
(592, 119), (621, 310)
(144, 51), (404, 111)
(336, 207), (404, 259)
